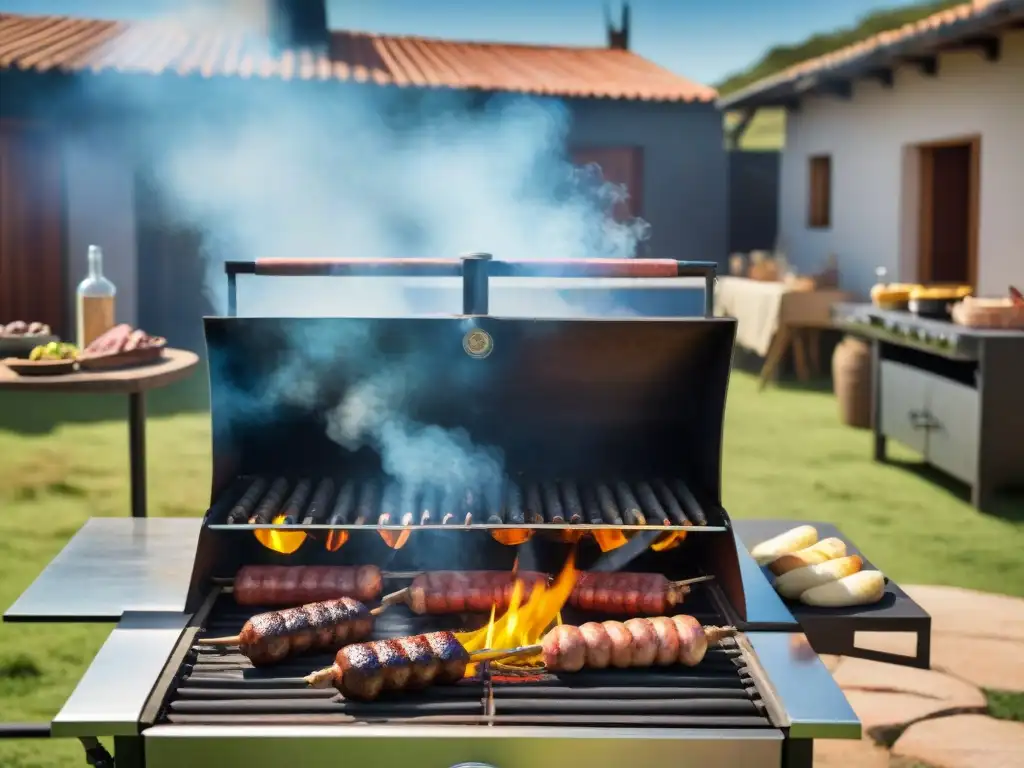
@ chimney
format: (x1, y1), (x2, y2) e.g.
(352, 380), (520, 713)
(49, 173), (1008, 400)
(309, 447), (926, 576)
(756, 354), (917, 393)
(606, 2), (630, 50)
(268, 0), (328, 50)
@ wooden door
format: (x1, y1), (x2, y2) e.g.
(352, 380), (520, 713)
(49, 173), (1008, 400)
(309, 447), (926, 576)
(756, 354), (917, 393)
(570, 146), (644, 221)
(0, 122), (66, 333)
(918, 138), (978, 286)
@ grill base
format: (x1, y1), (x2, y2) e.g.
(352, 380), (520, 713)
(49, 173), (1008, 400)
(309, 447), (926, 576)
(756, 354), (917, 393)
(142, 724), (786, 768)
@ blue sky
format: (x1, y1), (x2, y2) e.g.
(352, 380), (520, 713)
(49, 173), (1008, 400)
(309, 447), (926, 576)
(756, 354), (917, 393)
(0, 0), (916, 84)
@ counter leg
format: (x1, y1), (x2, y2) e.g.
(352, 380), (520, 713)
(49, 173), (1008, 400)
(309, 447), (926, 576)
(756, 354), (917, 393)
(128, 392), (147, 518)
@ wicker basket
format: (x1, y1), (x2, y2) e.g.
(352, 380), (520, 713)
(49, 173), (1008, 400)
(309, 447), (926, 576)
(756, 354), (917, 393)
(951, 298), (1024, 329)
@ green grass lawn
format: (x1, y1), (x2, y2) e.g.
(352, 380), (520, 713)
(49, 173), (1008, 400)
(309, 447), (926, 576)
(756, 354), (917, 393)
(1, 369), (1022, 766)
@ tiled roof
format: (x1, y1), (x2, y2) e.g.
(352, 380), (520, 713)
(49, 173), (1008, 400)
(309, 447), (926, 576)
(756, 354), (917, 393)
(719, 0), (1023, 108)
(0, 12), (715, 103)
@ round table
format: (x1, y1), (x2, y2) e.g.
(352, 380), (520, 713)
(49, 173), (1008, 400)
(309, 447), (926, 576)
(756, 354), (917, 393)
(0, 349), (200, 518)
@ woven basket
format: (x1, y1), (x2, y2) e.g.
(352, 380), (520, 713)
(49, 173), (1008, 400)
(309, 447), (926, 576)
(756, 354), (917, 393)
(951, 298), (1024, 329)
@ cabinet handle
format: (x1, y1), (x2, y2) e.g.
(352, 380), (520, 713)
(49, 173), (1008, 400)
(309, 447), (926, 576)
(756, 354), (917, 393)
(908, 409), (941, 431)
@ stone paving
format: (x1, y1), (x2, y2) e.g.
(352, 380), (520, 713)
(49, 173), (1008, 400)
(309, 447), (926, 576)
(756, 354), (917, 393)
(810, 585), (1024, 768)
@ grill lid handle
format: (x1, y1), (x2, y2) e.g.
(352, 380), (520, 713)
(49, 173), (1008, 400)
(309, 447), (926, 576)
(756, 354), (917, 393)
(223, 257), (718, 317)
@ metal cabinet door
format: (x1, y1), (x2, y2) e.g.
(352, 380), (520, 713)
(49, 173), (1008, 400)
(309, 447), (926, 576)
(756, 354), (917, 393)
(879, 360), (929, 455)
(924, 375), (980, 485)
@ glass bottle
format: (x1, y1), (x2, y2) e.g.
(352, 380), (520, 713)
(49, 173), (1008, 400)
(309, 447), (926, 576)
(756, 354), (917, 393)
(76, 245), (117, 349)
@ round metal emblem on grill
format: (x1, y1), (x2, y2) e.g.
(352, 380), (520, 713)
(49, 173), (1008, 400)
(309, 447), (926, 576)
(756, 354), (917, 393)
(463, 328), (493, 359)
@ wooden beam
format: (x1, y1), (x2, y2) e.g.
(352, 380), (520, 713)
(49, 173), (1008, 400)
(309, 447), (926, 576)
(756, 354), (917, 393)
(905, 55), (938, 76)
(866, 67), (894, 88)
(960, 36), (1001, 62)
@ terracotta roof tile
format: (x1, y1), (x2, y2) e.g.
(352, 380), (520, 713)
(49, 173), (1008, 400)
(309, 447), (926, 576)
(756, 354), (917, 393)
(720, 0), (1019, 107)
(0, 12), (715, 102)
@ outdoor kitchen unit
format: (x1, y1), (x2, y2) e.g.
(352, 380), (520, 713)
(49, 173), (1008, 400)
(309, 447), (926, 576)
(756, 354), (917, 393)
(3, 256), (932, 768)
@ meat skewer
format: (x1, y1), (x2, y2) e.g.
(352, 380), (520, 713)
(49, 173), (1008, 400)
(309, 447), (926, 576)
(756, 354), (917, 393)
(353, 480), (379, 526)
(540, 616), (735, 672)
(305, 616), (734, 701)
(484, 481), (504, 524)
(227, 478), (269, 524)
(419, 486), (439, 526)
(376, 570), (714, 616)
(304, 631), (537, 701)
(232, 565), (383, 605)
(196, 596), (374, 666)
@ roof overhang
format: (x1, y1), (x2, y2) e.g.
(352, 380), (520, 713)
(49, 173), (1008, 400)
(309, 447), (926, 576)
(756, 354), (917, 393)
(717, 0), (1024, 111)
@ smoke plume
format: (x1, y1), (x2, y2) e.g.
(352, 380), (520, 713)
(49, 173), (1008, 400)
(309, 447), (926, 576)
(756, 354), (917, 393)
(57, 2), (655, 489)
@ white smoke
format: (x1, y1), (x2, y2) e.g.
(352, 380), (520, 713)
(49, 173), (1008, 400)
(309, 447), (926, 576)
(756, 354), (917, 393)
(61, 1), (655, 487)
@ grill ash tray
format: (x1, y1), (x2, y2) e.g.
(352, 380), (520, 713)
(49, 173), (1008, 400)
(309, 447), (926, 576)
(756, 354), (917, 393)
(734, 520), (932, 669)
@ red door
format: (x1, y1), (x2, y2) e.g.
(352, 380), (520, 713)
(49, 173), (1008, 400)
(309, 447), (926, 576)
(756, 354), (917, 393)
(0, 121), (66, 334)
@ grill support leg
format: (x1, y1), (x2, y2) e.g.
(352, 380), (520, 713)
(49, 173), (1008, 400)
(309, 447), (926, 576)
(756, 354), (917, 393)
(782, 738), (813, 768)
(128, 392), (147, 518)
(114, 735), (145, 768)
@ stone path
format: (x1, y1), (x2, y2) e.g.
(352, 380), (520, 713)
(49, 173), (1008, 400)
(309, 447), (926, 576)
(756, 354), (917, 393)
(811, 585), (1024, 768)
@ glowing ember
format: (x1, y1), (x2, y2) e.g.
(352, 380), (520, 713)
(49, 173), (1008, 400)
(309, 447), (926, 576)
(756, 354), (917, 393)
(457, 552), (576, 672)
(253, 515), (306, 555)
(491, 529), (533, 546)
(325, 530), (349, 552)
(378, 529), (412, 550)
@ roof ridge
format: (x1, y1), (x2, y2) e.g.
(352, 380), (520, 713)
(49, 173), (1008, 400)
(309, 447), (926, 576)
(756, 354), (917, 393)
(720, 0), (1014, 106)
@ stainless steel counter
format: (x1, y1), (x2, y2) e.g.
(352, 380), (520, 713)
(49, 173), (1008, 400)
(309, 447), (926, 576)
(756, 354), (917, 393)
(50, 611), (191, 737)
(3, 517), (201, 622)
(743, 632), (860, 740)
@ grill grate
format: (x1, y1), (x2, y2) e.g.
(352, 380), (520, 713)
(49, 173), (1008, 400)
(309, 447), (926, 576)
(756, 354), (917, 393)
(210, 476), (721, 531)
(159, 595), (771, 729)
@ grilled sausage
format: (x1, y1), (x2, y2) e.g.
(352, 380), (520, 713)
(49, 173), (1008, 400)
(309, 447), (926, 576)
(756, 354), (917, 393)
(394, 570), (701, 616)
(541, 617), (735, 672)
(404, 570), (548, 614)
(233, 565), (383, 605)
(197, 597), (372, 666)
(306, 630), (470, 701)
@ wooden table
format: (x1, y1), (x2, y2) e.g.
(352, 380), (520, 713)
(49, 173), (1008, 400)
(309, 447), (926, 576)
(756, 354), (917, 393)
(0, 349), (200, 518)
(714, 277), (850, 390)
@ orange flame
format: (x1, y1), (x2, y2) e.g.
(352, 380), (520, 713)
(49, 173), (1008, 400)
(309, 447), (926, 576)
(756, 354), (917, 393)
(457, 551), (576, 672)
(592, 528), (628, 552)
(325, 530), (349, 552)
(491, 529), (533, 546)
(378, 529), (412, 550)
(253, 515), (307, 555)
(651, 530), (687, 552)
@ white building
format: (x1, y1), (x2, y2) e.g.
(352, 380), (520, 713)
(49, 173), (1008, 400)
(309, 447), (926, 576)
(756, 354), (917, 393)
(720, 0), (1024, 299)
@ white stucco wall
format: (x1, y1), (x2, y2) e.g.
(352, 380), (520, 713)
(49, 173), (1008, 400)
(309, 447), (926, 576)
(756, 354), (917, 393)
(778, 29), (1024, 299)
(63, 136), (138, 329)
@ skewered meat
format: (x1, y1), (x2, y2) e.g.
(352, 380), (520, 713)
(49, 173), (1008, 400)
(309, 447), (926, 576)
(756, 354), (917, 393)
(305, 631), (469, 701)
(232, 565), (383, 606)
(386, 570), (709, 616)
(401, 570), (548, 614)
(305, 615), (734, 701)
(197, 597), (373, 666)
(542, 616), (735, 672)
